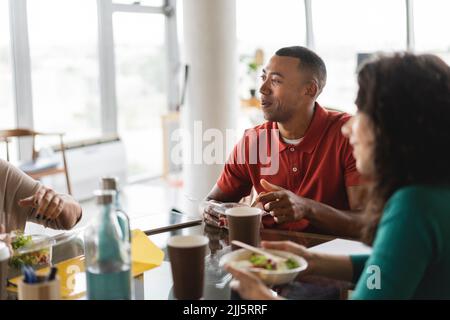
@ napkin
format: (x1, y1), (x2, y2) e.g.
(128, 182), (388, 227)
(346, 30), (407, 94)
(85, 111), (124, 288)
(131, 229), (164, 277)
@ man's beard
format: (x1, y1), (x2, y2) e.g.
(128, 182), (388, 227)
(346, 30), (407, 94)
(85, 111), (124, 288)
(263, 106), (292, 123)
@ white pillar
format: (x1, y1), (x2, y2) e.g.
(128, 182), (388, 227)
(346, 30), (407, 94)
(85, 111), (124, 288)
(10, 0), (34, 161)
(181, 0), (238, 217)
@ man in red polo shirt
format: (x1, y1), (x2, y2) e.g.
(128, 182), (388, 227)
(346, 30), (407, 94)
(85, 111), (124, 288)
(203, 46), (367, 238)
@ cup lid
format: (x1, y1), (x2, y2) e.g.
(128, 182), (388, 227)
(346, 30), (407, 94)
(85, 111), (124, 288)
(101, 177), (118, 191)
(0, 242), (10, 260)
(224, 207), (263, 217)
(167, 235), (209, 248)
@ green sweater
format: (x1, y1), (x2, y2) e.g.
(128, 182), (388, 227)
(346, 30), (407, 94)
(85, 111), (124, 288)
(351, 185), (450, 299)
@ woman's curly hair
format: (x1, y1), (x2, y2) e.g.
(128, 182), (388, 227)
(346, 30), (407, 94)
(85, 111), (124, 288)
(356, 53), (450, 245)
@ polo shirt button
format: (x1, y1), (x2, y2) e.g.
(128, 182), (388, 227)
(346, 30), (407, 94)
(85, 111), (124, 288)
(290, 147), (295, 152)
(292, 167), (298, 172)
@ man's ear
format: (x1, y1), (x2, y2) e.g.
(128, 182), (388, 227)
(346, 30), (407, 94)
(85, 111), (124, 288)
(305, 80), (319, 98)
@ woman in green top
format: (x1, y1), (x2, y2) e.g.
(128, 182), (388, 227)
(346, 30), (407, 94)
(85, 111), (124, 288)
(225, 53), (450, 299)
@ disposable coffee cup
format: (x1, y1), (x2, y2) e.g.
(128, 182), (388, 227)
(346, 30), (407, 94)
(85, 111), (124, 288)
(168, 235), (209, 300)
(225, 207), (262, 250)
(0, 242), (10, 300)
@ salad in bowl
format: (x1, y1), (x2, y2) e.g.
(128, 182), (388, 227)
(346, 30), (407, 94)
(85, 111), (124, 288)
(219, 248), (307, 286)
(9, 231), (53, 269)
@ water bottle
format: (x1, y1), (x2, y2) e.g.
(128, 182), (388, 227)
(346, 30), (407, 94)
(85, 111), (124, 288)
(100, 177), (131, 243)
(84, 190), (132, 300)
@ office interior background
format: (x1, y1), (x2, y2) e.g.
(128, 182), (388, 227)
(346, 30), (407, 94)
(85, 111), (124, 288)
(0, 0), (449, 210)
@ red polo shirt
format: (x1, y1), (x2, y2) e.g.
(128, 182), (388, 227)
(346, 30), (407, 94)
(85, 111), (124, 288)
(216, 103), (361, 231)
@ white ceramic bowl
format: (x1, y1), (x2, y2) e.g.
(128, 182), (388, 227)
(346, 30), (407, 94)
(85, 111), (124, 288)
(219, 248), (307, 286)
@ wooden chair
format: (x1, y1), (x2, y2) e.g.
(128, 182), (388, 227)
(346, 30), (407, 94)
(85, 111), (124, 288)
(0, 129), (72, 194)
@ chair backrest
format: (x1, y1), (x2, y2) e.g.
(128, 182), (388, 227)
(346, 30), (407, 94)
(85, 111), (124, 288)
(0, 128), (39, 138)
(0, 128), (66, 160)
(0, 128), (72, 194)
(0, 128), (41, 161)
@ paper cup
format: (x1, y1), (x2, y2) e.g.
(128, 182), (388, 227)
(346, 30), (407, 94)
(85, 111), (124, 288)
(225, 207), (262, 250)
(168, 235), (208, 300)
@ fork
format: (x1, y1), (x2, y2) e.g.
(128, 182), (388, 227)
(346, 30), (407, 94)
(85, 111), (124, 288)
(231, 240), (287, 264)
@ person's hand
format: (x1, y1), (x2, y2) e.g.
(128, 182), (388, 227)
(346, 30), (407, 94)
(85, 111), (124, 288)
(225, 264), (281, 300)
(0, 224), (12, 255)
(201, 201), (229, 229)
(256, 179), (313, 224)
(261, 240), (314, 276)
(203, 211), (228, 229)
(203, 201), (268, 229)
(18, 186), (66, 221)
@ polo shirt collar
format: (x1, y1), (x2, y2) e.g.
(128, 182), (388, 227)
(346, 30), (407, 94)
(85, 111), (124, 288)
(274, 102), (329, 154)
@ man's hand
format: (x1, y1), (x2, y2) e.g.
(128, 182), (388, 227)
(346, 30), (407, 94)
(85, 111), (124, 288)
(203, 211), (228, 229)
(256, 179), (313, 224)
(18, 186), (66, 221)
(201, 200), (229, 229)
(202, 200), (267, 229)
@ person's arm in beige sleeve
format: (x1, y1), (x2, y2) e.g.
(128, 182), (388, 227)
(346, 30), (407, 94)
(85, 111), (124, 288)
(0, 159), (81, 231)
(19, 186), (82, 230)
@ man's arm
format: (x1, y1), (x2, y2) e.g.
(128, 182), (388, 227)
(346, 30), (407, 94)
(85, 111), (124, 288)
(305, 185), (367, 238)
(258, 180), (368, 238)
(205, 184), (243, 203)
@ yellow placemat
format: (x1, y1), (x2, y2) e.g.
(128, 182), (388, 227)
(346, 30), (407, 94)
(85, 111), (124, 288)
(8, 229), (164, 299)
(131, 229), (164, 277)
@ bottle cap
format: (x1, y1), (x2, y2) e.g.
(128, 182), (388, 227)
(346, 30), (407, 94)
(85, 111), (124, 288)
(101, 177), (118, 191)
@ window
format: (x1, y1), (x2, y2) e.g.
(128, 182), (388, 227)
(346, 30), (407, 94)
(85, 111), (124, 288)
(27, 0), (101, 142)
(113, 0), (164, 6)
(0, 0), (15, 130)
(237, 0), (306, 58)
(414, 0), (450, 64)
(312, 0), (407, 113)
(236, 0), (306, 99)
(113, 12), (167, 178)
